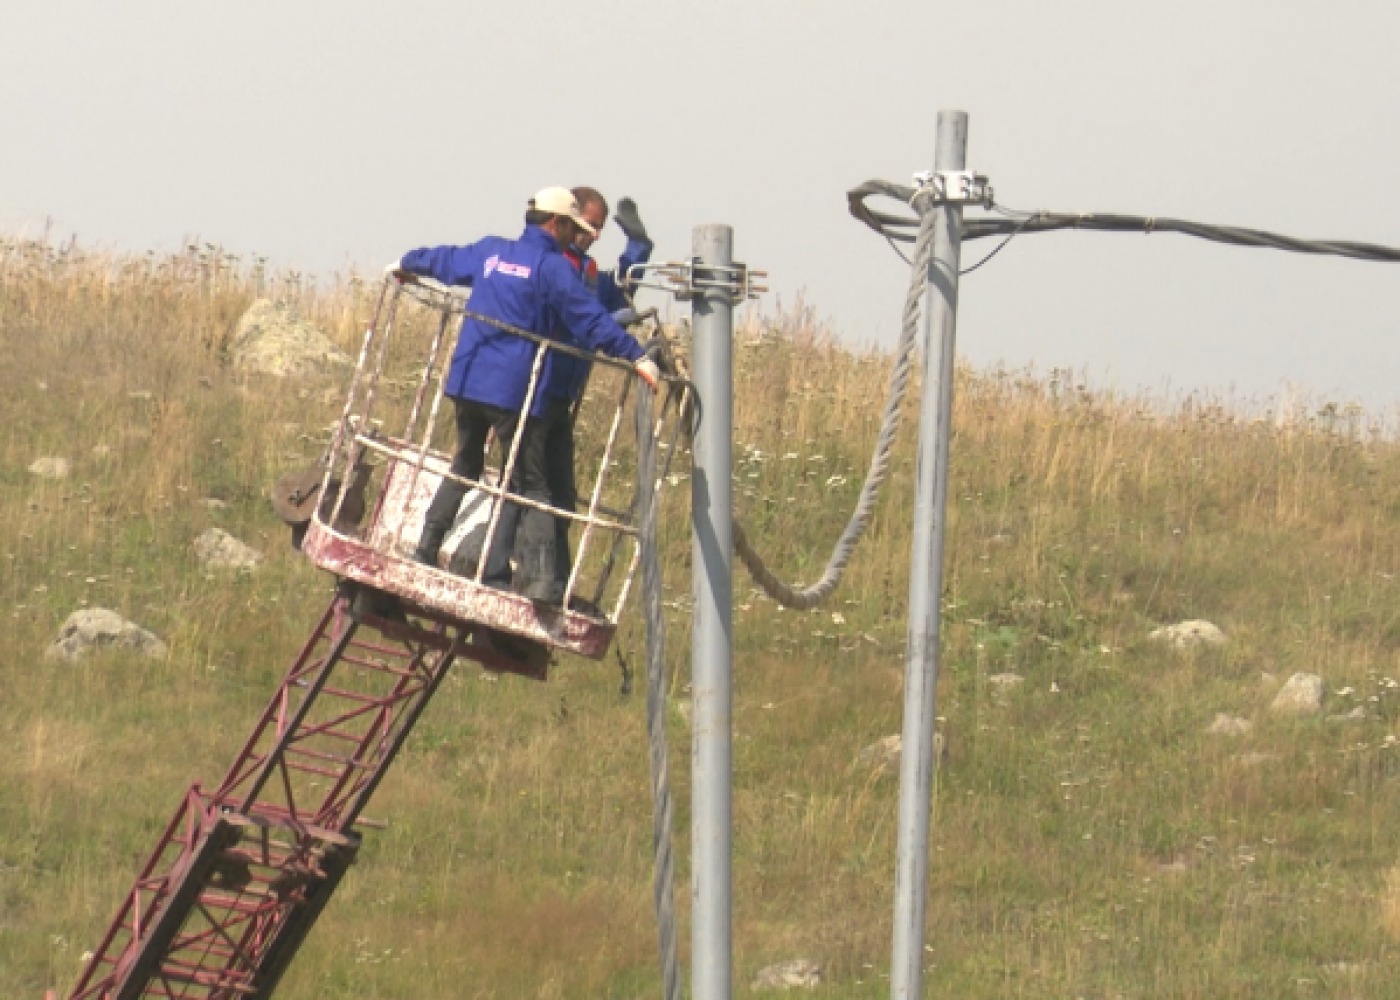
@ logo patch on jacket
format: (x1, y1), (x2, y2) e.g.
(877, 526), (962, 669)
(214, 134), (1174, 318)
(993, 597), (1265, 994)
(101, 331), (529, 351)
(483, 255), (532, 279)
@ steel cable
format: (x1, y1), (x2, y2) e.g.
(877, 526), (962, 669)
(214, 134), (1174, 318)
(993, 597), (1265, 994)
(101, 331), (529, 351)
(730, 197), (939, 609)
(636, 386), (682, 1000)
(961, 212), (1400, 261)
(636, 184), (933, 997)
(638, 173), (1400, 1000)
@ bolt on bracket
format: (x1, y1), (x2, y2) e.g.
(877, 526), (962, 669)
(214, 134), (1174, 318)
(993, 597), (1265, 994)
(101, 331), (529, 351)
(911, 170), (994, 209)
(628, 258), (768, 304)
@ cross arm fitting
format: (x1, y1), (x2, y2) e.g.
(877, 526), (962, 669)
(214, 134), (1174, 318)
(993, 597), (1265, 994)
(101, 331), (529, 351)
(628, 258), (768, 305)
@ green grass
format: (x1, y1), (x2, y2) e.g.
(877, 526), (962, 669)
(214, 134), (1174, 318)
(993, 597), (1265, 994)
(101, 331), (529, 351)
(4, 236), (1400, 997)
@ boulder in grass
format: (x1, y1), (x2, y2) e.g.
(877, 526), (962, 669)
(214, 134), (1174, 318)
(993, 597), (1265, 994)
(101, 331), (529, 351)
(1327, 705), (1367, 724)
(194, 527), (262, 572)
(228, 299), (351, 377)
(1270, 672), (1324, 717)
(1148, 619), (1226, 650)
(751, 959), (823, 991)
(29, 456), (71, 479)
(46, 609), (168, 660)
(856, 730), (948, 774)
(856, 734), (902, 773)
(1206, 713), (1252, 736)
(987, 672), (1025, 697)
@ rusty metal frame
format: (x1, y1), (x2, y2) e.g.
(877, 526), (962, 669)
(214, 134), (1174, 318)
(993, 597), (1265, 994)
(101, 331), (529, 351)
(67, 592), (470, 1000)
(305, 276), (691, 660)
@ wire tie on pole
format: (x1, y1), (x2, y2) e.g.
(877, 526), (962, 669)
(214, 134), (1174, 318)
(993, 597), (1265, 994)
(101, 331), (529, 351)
(1144, 217), (1157, 234)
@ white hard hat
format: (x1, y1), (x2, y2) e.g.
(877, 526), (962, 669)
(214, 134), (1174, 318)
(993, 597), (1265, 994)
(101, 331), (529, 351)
(530, 186), (596, 236)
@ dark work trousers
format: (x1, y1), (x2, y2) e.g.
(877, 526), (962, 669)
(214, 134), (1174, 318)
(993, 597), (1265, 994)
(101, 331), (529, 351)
(417, 399), (517, 578)
(543, 406), (578, 586)
(472, 398), (572, 592)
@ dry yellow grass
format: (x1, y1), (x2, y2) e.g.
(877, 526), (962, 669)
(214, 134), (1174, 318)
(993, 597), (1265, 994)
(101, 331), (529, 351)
(5, 234), (1400, 997)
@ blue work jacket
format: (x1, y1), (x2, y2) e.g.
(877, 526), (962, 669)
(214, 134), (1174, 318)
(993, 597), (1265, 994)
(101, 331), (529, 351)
(551, 233), (654, 402)
(399, 225), (644, 416)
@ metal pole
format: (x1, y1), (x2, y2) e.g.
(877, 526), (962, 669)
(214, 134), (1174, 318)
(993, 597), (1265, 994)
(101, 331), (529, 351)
(890, 110), (967, 1000)
(691, 224), (734, 1000)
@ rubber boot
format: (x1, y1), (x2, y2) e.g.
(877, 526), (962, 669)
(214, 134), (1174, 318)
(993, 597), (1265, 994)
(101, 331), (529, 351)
(514, 510), (563, 606)
(414, 518), (449, 568)
(554, 517), (573, 588)
(479, 501), (521, 589)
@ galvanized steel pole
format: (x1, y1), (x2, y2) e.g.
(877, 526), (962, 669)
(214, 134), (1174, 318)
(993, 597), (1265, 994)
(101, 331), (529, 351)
(691, 224), (735, 1000)
(890, 110), (967, 1000)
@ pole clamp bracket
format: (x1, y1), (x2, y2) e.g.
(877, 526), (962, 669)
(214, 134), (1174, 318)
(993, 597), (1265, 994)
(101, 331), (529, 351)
(628, 259), (769, 304)
(911, 170), (994, 208)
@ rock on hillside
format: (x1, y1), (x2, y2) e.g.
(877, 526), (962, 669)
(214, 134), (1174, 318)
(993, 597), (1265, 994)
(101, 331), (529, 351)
(1206, 713), (1252, 736)
(1149, 619), (1226, 650)
(29, 455), (71, 479)
(193, 527), (262, 572)
(856, 734), (902, 773)
(1270, 672), (1325, 717)
(229, 299), (351, 377)
(855, 729), (948, 775)
(46, 608), (168, 660)
(751, 959), (823, 990)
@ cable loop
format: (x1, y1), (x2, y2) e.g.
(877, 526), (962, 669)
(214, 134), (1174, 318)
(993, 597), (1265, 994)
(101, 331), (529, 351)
(729, 198), (940, 608)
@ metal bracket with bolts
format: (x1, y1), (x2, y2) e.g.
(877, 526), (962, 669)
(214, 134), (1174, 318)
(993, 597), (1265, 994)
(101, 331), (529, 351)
(628, 258), (769, 304)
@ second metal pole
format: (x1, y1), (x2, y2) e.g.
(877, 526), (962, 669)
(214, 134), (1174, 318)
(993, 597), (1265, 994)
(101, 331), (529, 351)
(890, 110), (968, 1000)
(691, 224), (735, 1000)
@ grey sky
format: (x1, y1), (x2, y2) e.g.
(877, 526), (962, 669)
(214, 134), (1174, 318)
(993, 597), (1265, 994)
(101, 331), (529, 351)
(5, 1), (1399, 415)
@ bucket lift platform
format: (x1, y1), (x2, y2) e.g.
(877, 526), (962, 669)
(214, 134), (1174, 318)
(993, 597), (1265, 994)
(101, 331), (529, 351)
(301, 448), (618, 663)
(64, 277), (688, 999)
(297, 275), (688, 667)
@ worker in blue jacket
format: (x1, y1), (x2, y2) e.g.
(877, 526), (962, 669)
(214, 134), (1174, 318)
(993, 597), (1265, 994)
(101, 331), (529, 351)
(391, 186), (660, 604)
(560, 188), (653, 382)
(538, 188), (654, 597)
(569, 189), (653, 315)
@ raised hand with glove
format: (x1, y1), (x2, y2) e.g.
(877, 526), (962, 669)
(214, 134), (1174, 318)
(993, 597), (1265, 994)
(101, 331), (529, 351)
(612, 197), (654, 301)
(614, 197), (649, 243)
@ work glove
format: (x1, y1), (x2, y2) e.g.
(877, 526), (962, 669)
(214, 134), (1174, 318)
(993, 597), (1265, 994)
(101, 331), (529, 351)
(614, 197), (648, 242)
(384, 258), (415, 283)
(634, 357), (661, 392)
(611, 307), (641, 326)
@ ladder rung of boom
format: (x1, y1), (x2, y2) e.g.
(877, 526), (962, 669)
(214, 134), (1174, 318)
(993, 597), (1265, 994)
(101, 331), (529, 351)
(67, 592), (462, 1000)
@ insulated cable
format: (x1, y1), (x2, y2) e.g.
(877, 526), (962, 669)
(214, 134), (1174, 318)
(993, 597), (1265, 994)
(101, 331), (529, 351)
(848, 178), (1400, 264)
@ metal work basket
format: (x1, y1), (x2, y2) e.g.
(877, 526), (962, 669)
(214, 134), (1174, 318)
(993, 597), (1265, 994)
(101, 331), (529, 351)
(301, 276), (690, 661)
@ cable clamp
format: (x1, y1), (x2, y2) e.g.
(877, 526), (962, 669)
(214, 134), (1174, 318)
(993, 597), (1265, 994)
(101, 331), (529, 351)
(911, 170), (994, 209)
(627, 258), (769, 304)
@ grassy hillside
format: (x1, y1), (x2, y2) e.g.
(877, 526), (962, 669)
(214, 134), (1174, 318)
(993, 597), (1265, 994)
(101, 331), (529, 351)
(4, 237), (1400, 998)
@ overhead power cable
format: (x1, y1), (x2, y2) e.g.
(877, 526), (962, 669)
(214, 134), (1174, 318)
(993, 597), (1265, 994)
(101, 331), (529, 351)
(848, 178), (1400, 264)
(737, 176), (1400, 609)
(731, 199), (939, 609)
